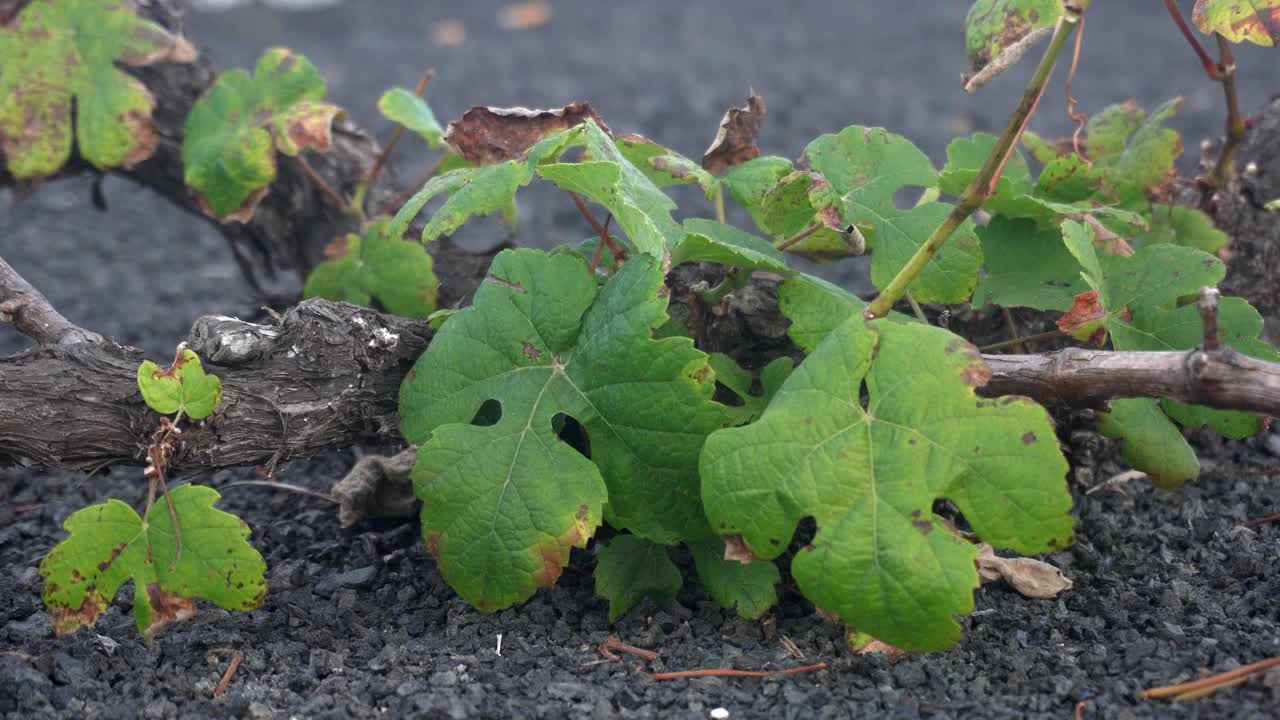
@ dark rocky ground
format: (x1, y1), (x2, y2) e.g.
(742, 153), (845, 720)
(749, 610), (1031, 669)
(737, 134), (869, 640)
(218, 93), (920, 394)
(2, 1), (1279, 718)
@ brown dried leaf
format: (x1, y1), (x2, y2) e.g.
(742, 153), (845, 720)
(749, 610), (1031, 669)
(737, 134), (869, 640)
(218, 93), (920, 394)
(702, 94), (767, 174)
(851, 636), (909, 663)
(118, 23), (198, 66)
(141, 586), (196, 640)
(722, 534), (757, 564)
(431, 19), (466, 47)
(198, 186), (270, 226)
(444, 102), (609, 165)
(499, 2), (551, 30)
(330, 448), (419, 528)
(975, 543), (1073, 599)
(1056, 290), (1109, 345)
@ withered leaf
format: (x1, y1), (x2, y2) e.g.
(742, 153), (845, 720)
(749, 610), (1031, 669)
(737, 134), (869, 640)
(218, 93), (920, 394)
(1057, 290), (1109, 345)
(444, 102), (610, 165)
(975, 543), (1073, 599)
(722, 534), (758, 564)
(702, 94), (767, 174)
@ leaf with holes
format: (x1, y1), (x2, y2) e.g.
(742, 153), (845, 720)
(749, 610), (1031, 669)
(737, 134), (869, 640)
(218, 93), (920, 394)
(804, 126), (981, 303)
(39, 485), (266, 638)
(1193, 0), (1280, 46)
(688, 537), (780, 619)
(707, 353), (794, 425)
(183, 48), (343, 221)
(0, 0), (195, 179)
(399, 249), (729, 610)
(389, 127), (581, 243)
(700, 317), (1072, 651)
(593, 535), (683, 622)
(537, 120), (683, 257)
(137, 348), (223, 420)
(303, 218), (438, 317)
(378, 87), (444, 148)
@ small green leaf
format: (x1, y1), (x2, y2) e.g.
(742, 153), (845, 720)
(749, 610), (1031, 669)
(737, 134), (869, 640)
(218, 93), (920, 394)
(760, 171), (860, 260)
(537, 121), (683, 257)
(1193, 0), (1280, 46)
(593, 535), (683, 622)
(615, 134), (719, 198)
(377, 87), (444, 147)
(671, 218), (790, 273)
(1098, 399), (1200, 490)
(39, 485), (266, 638)
(688, 537), (780, 619)
(1089, 98), (1183, 202)
(303, 218), (438, 318)
(973, 216), (1087, 311)
(400, 250), (729, 610)
(1134, 205), (1228, 253)
(964, 0), (1064, 74)
(724, 155), (795, 228)
(1061, 219), (1104, 293)
(0, 0), (194, 178)
(137, 348), (223, 420)
(700, 317), (1072, 651)
(183, 48), (342, 220)
(804, 126), (981, 303)
(707, 354), (793, 425)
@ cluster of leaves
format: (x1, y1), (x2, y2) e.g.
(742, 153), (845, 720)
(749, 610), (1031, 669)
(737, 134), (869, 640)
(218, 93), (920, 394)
(23, 0), (1279, 651)
(40, 348), (266, 639)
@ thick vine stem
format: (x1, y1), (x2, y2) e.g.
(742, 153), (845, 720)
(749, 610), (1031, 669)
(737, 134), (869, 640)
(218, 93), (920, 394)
(865, 3), (1085, 319)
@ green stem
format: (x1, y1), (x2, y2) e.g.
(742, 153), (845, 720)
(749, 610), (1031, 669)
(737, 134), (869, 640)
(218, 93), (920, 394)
(714, 184), (726, 224)
(700, 268), (750, 305)
(776, 222), (821, 252)
(864, 8), (1084, 319)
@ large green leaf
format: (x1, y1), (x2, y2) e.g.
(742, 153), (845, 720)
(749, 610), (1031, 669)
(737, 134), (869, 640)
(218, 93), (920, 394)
(303, 218), (438, 318)
(0, 0), (194, 178)
(688, 537), (780, 619)
(671, 218), (790, 273)
(700, 317), (1072, 651)
(973, 216), (1088, 311)
(537, 120), (683, 257)
(183, 48), (343, 220)
(593, 535), (683, 622)
(804, 126), (981, 303)
(399, 250), (729, 610)
(39, 485), (266, 638)
(707, 353), (794, 425)
(1193, 0), (1280, 46)
(137, 348), (223, 420)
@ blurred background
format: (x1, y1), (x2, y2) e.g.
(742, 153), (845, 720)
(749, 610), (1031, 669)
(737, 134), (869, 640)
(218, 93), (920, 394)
(2, 0), (1275, 355)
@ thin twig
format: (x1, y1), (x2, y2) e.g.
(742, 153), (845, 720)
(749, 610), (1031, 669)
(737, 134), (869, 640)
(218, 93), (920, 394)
(647, 662), (827, 680)
(776, 223), (821, 252)
(1139, 657), (1280, 700)
(905, 293), (928, 324)
(380, 153), (450, 217)
(363, 69), (435, 190)
(1065, 13), (1088, 156)
(1000, 307), (1027, 353)
(294, 155), (348, 211)
(1163, 0), (1221, 80)
(210, 649), (244, 699)
(1074, 701), (1088, 720)
(1198, 287), (1222, 351)
(1209, 34), (1246, 189)
(979, 329), (1066, 353)
(714, 184), (726, 224)
(220, 480), (339, 504)
(588, 215), (614, 274)
(1245, 513), (1280, 527)
(569, 192), (626, 268)
(601, 635), (659, 662)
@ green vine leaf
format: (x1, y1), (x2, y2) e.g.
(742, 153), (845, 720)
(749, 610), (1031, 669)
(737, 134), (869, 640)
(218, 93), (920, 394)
(399, 250), (729, 610)
(1098, 399), (1200, 490)
(377, 87), (444, 147)
(615, 134), (719, 198)
(593, 535), (683, 622)
(1193, 0), (1280, 46)
(389, 127), (580, 243)
(183, 48), (343, 221)
(804, 126), (981, 303)
(688, 537), (780, 619)
(537, 120), (683, 257)
(0, 0), (195, 179)
(700, 317), (1072, 651)
(137, 347), (223, 420)
(973, 216), (1087, 311)
(1134, 205), (1229, 253)
(671, 218), (790, 273)
(707, 353), (794, 425)
(964, 0), (1063, 78)
(777, 275), (868, 353)
(303, 218), (438, 318)
(39, 485), (266, 638)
